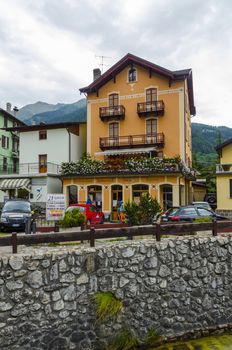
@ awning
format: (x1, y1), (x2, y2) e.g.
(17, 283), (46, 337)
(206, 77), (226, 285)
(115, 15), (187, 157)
(0, 178), (31, 190)
(95, 147), (156, 156)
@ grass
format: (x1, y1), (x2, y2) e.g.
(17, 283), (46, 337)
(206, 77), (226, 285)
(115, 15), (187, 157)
(143, 329), (162, 347)
(108, 327), (140, 350)
(92, 291), (123, 322)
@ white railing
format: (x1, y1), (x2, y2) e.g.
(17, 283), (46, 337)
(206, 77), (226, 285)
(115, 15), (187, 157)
(216, 164), (232, 173)
(19, 162), (61, 175)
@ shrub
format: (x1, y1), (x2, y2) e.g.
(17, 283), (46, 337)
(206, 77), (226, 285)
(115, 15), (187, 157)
(124, 194), (161, 226)
(124, 201), (139, 226)
(138, 194), (161, 225)
(59, 208), (85, 228)
(92, 291), (122, 322)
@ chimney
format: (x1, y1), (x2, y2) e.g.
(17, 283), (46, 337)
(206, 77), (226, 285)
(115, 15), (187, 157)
(93, 68), (101, 81)
(13, 106), (19, 117)
(6, 102), (11, 113)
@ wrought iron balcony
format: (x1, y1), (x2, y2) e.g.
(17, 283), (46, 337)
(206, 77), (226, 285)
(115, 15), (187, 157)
(99, 133), (164, 150)
(137, 101), (164, 116)
(216, 164), (232, 173)
(99, 105), (125, 122)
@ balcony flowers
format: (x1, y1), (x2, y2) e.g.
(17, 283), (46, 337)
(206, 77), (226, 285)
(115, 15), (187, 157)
(61, 154), (195, 180)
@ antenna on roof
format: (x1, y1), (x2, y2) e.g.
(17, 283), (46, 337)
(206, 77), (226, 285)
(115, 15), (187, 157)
(95, 55), (112, 73)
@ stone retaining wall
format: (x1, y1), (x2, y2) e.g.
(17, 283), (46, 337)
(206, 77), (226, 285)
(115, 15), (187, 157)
(0, 235), (232, 349)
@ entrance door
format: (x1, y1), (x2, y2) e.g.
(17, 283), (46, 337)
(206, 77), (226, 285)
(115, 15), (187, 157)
(111, 185), (123, 220)
(87, 185), (102, 210)
(39, 154), (47, 173)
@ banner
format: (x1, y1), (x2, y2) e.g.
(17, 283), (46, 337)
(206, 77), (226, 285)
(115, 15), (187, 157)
(46, 194), (65, 221)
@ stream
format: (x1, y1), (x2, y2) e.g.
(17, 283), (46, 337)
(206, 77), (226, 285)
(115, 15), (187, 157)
(149, 333), (232, 349)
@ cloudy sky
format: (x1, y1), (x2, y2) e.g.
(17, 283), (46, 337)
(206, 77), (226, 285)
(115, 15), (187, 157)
(0, 0), (232, 127)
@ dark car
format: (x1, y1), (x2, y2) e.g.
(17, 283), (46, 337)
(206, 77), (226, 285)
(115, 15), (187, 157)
(0, 200), (34, 232)
(160, 205), (227, 222)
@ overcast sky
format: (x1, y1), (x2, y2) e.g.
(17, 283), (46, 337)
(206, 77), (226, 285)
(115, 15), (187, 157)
(0, 0), (232, 127)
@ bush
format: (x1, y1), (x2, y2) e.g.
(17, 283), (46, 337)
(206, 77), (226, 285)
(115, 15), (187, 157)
(124, 201), (140, 226)
(124, 194), (161, 226)
(138, 194), (161, 225)
(59, 208), (85, 228)
(92, 291), (122, 322)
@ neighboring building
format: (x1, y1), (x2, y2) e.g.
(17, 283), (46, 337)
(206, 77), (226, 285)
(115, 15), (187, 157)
(215, 138), (232, 218)
(62, 53), (196, 217)
(0, 122), (86, 205)
(0, 103), (25, 177)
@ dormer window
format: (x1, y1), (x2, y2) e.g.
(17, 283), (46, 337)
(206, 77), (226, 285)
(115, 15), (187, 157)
(128, 68), (137, 82)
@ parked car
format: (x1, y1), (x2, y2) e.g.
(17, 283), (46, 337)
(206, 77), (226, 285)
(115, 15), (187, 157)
(160, 205), (227, 222)
(0, 199), (34, 231)
(66, 203), (104, 225)
(192, 201), (212, 210)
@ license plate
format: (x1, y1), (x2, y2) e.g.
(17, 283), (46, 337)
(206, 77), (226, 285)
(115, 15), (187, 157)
(12, 224), (20, 227)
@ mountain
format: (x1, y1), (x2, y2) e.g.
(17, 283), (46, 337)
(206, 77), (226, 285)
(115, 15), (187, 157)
(17, 101), (66, 122)
(17, 101), (232, 161)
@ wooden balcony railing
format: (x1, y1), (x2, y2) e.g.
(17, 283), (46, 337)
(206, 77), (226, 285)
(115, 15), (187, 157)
(137, 100), (164, 116)
(99, 105), (125, 121)
(99, 133), (165, 150)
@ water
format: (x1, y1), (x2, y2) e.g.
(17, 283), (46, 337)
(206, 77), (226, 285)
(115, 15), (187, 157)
(149, 334), (232, 350)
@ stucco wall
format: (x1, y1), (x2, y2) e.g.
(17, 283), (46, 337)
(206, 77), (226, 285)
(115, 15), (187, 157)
(0, 235), (232, 349)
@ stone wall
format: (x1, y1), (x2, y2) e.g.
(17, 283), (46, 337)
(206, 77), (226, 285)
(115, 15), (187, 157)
(0, 235), (232, 349)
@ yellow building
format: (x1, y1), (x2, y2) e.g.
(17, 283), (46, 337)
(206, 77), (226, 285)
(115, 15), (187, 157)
(62, 53), (196, 218)
(216, 139), (232, 218)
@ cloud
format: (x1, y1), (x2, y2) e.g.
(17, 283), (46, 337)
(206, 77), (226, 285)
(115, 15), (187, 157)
(0, 0), (232, 127)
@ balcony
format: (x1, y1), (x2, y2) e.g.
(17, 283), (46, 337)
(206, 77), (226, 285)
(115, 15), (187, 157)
(0, 162), (61, 176)
(99, 133), (165, 150)
(99, 105), (125, 122)
(137, 101), (164, 117)
(216, 164), (232, 174)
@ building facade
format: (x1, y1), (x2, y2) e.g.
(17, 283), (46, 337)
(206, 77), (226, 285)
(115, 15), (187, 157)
(0, 103), (24, 176)
(0, 122), (86, 205)
(216, 139), (232, 218)
(62, 53), (196, 217)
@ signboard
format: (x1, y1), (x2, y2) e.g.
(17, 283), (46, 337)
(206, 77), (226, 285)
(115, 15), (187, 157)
(46, 194), (65, 221)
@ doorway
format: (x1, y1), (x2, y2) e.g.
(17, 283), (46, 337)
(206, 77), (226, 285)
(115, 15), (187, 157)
(39, 154), (47, 173)
(111, 185), (123, 220)
(87, 185), (102, 210)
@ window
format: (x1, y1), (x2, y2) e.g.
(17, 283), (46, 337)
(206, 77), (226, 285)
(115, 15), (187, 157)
(3, 157), (7, 171)
(2, 135), (9, 149)
(197, 208), (212, 217)
(12, 137), (19, 152)
(4, 116), (7, 128)
(128, 68), (137, 82)
(109, 94), (119, 107)
(146, 119), (157, 135)
(39, 130), (47, 140)
(109, 122), (119, 138)
(146, 88), (157, 103)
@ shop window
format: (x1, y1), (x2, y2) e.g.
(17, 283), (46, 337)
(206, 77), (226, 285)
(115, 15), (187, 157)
(132, 184), (149, 205)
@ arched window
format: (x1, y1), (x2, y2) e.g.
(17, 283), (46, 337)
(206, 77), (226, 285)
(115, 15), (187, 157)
(128, 68), (137, 82)
(132, 184), (149, 205)
(67, 185), (78, 205)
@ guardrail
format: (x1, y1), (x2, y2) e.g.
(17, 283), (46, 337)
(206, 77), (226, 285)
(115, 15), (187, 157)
(1, 220), (231, 254)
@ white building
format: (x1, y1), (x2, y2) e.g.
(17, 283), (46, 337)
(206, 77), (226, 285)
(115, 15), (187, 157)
(0, 122), (86, 206)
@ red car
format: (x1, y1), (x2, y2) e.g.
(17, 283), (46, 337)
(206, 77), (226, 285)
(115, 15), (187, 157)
(66, 204), (104, 225)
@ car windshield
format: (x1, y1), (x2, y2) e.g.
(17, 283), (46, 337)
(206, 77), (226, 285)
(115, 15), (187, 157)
(165, 207), (179, 216)
(3, 201), (31, 213)
(66, 206), (85, 213)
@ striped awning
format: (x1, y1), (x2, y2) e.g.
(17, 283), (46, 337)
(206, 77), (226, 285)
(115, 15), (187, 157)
(0, 178), (31, 190)
(95, 147), (156, 156)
